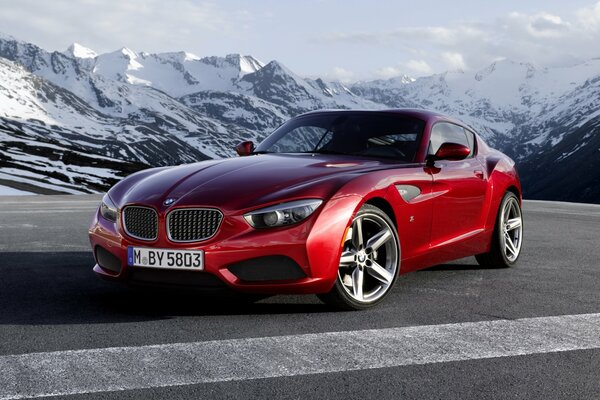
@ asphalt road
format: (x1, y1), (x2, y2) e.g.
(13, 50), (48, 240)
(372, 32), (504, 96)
(0, 195), (599, 399)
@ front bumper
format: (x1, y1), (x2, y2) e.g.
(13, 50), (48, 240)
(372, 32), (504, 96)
(88, 196), (360, 294)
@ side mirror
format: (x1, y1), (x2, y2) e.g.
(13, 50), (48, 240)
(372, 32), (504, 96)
(235, 141), (255, 156)
(430, 142), (470, 161)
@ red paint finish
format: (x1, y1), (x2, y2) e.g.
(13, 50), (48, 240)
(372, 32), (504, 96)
(89, 109), (521, 294)
(432, 142), (471, 161)
(427, 156), (488, 258)
(235, 141), (255, 156)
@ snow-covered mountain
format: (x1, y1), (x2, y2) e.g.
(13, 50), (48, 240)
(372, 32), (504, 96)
(0, 33), (598, 202)
(353, 59), (600, 148)
(352, 59), (600, 202)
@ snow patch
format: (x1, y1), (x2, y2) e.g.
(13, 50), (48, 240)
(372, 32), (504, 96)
(0, 185), (36, 195)
(65, 43), (97, 59)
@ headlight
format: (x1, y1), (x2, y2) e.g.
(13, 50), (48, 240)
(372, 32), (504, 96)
(244, 199), (323, 228)
(100, 193), (119, 222)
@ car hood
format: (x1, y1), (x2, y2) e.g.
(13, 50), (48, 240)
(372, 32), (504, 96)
(109, 154), (409, 213)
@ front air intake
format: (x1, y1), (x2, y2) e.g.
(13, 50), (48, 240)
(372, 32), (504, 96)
(122, 206), (158, 241)
(167, 208), (223, 242)
(95, 246), (122, 273)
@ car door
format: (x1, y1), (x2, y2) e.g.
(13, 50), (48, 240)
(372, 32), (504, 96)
(427, 122), (488, 257)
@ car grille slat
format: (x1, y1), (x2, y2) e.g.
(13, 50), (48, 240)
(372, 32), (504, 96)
(168, 208), (223, 242)
(123, 206), (158, 241)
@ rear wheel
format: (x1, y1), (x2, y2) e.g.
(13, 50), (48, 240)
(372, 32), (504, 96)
(318, 204), (400, 310)
(476, 191), (523, 268)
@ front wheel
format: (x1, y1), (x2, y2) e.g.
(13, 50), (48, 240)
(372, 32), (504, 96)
(318, 204), (400, 310)
(476, 191), (523, 268)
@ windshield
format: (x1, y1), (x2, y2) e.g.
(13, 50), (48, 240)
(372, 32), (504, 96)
(255, 113), (425, 162)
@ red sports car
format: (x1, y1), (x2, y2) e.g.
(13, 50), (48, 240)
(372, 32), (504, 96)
(89, 109), (523, 309)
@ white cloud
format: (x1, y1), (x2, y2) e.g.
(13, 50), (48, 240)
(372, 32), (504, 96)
(322, 1), (600, 76)
(327, 67), (355, 83)
(372, 60), (433, 79)
(374, 66), (405, 79)
(441, 52), (467, 71)
(505, 11), (570, 39)
(404, 60), (434, 75)
(529, 13), (569, 37)
(576, 1), (600, 31)
(323, 25), (483, 47)
(0, 0), (248, 54)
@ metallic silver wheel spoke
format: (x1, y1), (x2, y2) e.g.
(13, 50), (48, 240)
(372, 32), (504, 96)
(353, 218), (364, 248)
(366, 228), (392, 251)
(351, 267), (364, 301)
(503, 202), (512, 223)
(340, 251), (355, 265)
(504, 233), (517, 256)
(338, 212), (400, 304)
(506, 218), (521, 232)
(367, 261), (393, 285)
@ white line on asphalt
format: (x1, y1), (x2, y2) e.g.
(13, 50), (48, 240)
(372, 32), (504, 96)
(524, 199), (600, 208)
(0, 210), (93, 214)
(1, 313), (600, 399)
(525, 209), (600, 217)
(0, 200), (101, 205)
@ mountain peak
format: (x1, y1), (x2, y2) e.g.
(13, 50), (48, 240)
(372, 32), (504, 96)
(65, 43), (97, 59)
(474, 59), (537, 82)
(197, 54), (264, 77)
(389, 74), (414, 85)
(119, 47), (137, 59)
(0, 31), (17, 41)
(98, 47), (138, 60)
(261, 60), (294, 75)
(224, 54), (264, 74)
(180, 51), (201, 61)
(154, 51), (200, 62)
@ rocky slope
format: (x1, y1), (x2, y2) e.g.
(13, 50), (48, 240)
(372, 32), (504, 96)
(0, 33), (598, 202)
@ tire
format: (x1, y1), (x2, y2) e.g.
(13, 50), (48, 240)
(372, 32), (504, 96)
(475, 191), (523, 268)
(318, 204), (400, 310)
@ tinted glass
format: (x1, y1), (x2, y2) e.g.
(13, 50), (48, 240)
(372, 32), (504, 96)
(257, 113), (425, 162)
(269, 125), (331, 153)
(429, 122), (471, 156)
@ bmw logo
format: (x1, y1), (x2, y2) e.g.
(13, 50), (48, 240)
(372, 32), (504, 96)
(163, 198), (176, 206)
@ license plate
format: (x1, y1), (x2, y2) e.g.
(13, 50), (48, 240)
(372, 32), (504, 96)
(127, 247), (204, 270)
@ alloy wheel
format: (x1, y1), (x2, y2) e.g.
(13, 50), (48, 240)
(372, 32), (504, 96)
(338, 212), (399, 304)
(500, 196), (523, 262)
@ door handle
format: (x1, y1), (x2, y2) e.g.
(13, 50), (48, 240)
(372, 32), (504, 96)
(474, 170), (484, 179)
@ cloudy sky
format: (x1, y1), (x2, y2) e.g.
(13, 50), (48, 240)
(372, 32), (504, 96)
(1, 0), (599, 81)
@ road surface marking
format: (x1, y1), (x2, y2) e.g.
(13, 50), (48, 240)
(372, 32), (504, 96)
(1, 313), (600, 399)
(0, 200), (100, 205)
(524, 200), (600, 208)
(0, 210), (93, 214)
(525, 209), (600, 217)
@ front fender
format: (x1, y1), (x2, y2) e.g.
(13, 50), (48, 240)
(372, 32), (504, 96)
(484, 157), (522, 236)
(305, 194), (363, 291)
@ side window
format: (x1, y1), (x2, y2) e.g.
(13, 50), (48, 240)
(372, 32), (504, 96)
(429, 122), (472, 157)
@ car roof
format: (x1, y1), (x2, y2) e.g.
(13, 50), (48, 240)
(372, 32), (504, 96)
(299, 108), (445, 121)
(297, 109), (475, 132)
